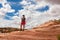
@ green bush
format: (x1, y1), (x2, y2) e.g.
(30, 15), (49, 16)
(54, 19), (60, 24)
(57, 35), (60, 40)
(58, 19), (60, 23)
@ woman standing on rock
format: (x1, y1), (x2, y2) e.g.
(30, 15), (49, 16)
(20, 15), (26, 31)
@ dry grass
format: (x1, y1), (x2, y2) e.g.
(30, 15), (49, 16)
(0, 27), (19, 33)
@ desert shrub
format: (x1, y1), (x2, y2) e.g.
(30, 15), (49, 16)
(54, 19), (60, 24)
(57, 35), (60, 40)
(58, 19), (60, 23)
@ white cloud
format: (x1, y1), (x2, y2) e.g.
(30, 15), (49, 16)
(0, 1), (15, 17)
(21, 0), (49, 10)
(0, 0), (19, 28)
(18, 0), (60, 29)
(20, 0), (30, 5)
(47, 5), (60, 17)
(0, 0), (60, 29)
(0, 0), (7, 4)
(45, 0), (60, 4)
(0, 19), (20, 28)
(2, 3), (15, 12)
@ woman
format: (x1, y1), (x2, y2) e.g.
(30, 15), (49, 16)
(20, 15), (26, 31)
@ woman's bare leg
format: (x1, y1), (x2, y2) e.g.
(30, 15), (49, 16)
(23, 25), (25, 31)
(20, 24), (22, 31)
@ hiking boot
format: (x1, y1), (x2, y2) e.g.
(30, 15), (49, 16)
(20, 29), (22, 31)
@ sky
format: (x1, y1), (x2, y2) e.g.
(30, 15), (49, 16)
(0, 0), (60, 29)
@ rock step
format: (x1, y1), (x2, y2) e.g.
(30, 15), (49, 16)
(1, 34), (57, 40)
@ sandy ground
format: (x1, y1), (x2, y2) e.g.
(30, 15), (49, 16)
(0, 24), (60, 40)
(0, 22), (60, 40)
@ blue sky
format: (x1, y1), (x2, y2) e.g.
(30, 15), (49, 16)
(0, 0), (60, 28)
(26, 0), (36, 5)
(2, 0), (49, 20)
(7, 0), (22, 2)
(4, 0), (23, 20)
(36, 5), (49, 12)
(0, 4), (3, 8)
